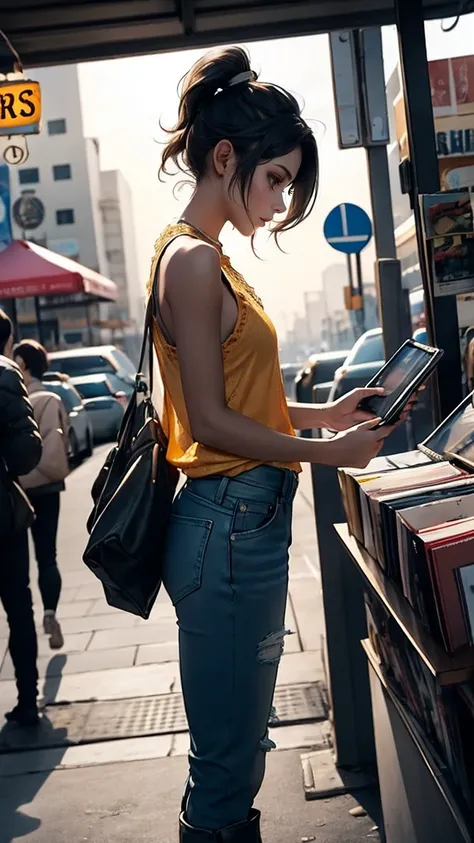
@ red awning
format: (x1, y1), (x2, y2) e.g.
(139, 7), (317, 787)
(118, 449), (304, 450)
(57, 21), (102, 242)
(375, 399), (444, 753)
(0, 240), (118, 302)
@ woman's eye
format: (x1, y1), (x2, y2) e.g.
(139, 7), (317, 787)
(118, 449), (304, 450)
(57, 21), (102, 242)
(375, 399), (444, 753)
(269, 175), (282, 188)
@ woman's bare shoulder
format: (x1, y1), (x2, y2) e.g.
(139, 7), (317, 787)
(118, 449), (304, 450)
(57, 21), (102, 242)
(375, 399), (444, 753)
(161, 236), (222, 301)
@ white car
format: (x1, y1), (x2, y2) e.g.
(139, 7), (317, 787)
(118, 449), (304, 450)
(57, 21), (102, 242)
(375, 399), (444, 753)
(48, 346), (137, 399)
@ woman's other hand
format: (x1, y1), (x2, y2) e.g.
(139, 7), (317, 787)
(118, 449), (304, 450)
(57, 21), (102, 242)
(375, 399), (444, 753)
(328, 418), (394, 469)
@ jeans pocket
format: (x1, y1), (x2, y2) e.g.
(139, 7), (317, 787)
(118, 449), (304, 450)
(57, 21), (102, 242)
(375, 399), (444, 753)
(231, 499), (275, 535)
(162, 514), (213, 605)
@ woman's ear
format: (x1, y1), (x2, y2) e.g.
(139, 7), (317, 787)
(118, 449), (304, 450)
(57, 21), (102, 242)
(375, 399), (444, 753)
(212, 139), (235, 177)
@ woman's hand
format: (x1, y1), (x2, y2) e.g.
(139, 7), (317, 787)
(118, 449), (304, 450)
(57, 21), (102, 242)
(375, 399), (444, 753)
(327, 418), (394, 469)
(323, 388), (385, 432)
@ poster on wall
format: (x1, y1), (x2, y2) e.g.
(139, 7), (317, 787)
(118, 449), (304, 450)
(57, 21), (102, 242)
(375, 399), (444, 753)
(421, 191), (474, 296)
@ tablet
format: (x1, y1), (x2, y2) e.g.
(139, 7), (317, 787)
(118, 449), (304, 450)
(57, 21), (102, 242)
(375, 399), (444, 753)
(358, 339), (443, 426)
(419, 390), (474, 463)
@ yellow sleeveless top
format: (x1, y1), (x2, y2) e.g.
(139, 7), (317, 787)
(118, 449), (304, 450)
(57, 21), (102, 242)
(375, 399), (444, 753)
(147, 222), (301, 478)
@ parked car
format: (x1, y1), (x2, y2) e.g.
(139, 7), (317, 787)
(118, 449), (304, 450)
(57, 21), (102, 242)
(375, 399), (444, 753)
(70, 374), (126, 442)
(295, 350), (351, 404)
(329, 328), (384, 401)
(42, 374), (94, 463)
(48, 345), (137, 399)
(281, 363), (300, 400)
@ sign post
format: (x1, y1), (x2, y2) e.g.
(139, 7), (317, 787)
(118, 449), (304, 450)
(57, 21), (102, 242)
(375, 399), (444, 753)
(323, 202), (373, 338)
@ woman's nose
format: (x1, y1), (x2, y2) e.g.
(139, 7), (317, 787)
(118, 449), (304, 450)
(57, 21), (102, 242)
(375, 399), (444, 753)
(273, 196), (286, 214)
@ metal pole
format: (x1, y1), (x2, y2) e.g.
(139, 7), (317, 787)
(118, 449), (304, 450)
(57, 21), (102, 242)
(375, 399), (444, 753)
(395, 0), (462, 423)
(86, 305), (94, 345)
(355, 251), (366, 335)
(346, 252), (354, 292)
(365, 145), (412, 359)
(34, 297), (45, 346)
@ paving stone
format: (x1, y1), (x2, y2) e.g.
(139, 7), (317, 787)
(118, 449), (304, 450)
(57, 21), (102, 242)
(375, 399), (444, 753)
(0, 734), (173, 776)
(52, 600), (94, 619)
(88, 599), (132, 617)
(289, 578), (325, 653)
(41, 663), (179, 704)
(75, 582), (107, 601)
(88, 622), (178, 652)
(276, 652), (324, 687)
(37, 632), (92, 657)
(0, 647), (137, 681)
(136, 642), (180, 665)
(59, 613), (137, 634)
(282, 630), (301, 654)
(269, 722), (329, 752)
(60, 568), (97, 587)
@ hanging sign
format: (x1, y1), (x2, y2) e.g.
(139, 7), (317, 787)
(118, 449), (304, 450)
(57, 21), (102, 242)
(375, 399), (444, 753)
(0, 79), (41, 135)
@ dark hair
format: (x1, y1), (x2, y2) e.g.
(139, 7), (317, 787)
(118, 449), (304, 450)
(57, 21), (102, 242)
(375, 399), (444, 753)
(160, 46), (318, 239)
(14, 339), (48, 380)
(0, 310), (12, 355)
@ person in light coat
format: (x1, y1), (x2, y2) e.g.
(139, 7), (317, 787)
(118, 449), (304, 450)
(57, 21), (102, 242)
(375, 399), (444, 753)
(15, 340), (70, 651)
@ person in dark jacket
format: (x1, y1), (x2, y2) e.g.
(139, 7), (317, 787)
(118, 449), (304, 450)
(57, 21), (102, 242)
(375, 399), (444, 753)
(0, 311), (42, 726)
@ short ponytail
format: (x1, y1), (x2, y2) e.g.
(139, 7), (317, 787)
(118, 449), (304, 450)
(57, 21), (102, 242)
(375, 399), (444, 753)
(159, 45), (318, 239)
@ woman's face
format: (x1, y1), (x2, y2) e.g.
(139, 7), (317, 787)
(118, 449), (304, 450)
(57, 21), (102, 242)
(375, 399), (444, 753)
(225, 146), (302, 237)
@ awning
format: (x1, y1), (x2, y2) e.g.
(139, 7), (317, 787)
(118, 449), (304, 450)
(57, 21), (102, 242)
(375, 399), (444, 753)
(0, 240), (118, 303)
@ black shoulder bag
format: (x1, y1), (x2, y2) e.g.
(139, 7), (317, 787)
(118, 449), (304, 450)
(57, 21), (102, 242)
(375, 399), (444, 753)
(83, 296), (179, 618)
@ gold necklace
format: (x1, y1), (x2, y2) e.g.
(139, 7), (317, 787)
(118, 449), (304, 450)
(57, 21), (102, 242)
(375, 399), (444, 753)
(177, 219), (223, 252)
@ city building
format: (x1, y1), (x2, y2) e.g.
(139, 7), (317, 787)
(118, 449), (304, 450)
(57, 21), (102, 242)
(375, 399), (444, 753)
(100, 170), (144, 354)
(7, 64), (140, 349)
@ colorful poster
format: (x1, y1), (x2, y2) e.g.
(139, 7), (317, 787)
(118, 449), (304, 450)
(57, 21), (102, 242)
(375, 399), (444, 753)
(430, 233), (474, 297)
(0, 165), (12, 251)
(452, 56), (474, 108)
(421, 191), (474, 239)
(429, 59), (452, 109)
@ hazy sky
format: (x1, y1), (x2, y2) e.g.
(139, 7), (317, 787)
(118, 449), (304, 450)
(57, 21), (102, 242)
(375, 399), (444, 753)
(77, 15), (474, 336)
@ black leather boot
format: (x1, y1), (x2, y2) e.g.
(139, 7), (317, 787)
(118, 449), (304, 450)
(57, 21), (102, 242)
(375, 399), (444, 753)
(179, 809), (262, 842)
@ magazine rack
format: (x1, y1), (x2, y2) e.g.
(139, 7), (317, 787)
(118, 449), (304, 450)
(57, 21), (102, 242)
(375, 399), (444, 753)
(336, 522), (474, 843)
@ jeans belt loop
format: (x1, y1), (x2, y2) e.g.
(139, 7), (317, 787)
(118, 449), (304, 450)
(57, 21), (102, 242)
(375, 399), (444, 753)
(214, 476), (231, 505)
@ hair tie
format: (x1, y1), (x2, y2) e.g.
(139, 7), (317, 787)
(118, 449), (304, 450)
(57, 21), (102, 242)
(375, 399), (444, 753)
(227, 70), (256, 87)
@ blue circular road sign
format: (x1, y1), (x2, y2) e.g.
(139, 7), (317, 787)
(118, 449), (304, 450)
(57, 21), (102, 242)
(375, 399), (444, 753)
(323, 203), (372, 254)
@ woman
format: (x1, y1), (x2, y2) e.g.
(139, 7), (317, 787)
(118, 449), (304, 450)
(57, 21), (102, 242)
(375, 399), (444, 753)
(14, 340), (69, 651)
(0, 312), (42, 726)
(152, 47), (393, 841)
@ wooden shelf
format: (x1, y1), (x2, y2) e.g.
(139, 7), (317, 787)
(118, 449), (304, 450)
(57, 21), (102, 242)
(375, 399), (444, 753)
(335, 523), (474, 685)
(362, 638), (472, 843)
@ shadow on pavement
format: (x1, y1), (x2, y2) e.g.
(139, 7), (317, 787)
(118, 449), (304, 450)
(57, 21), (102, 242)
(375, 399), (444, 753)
(0, 653), (69, 842)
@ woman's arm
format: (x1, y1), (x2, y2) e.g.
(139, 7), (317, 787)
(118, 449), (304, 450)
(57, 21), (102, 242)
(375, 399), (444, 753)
(162, 241), (392, 469)
(287, 402), (327, 431)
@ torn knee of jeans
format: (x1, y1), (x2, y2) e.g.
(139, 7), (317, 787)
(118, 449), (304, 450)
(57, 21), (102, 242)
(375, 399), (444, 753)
(257, 627), (291, 665)
(260, 734), (277, 753)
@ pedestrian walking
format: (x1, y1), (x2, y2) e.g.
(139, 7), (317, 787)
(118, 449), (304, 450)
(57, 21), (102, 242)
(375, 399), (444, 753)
(14, 340), (70, 651)
(150, 46), (394, 841)
(0, 311), (43, 726)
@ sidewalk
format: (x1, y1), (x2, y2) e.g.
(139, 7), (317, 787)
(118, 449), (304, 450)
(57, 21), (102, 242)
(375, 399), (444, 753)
(0, 451), (380, 842)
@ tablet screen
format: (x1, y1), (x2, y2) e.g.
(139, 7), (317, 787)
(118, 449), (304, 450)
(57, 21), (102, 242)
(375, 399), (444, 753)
(362, 343), (436, 418)
(422, 391), (474, 464)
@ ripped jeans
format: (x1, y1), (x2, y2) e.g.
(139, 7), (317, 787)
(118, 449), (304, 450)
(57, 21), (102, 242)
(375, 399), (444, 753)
(162, 464), (298, 831)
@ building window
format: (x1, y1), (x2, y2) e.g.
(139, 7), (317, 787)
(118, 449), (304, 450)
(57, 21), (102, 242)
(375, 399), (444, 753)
(18, 168), (39, 185)
(48, 119), (67, 135)
(56, 209), (75, 225)
(53, 164), (72, 181)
